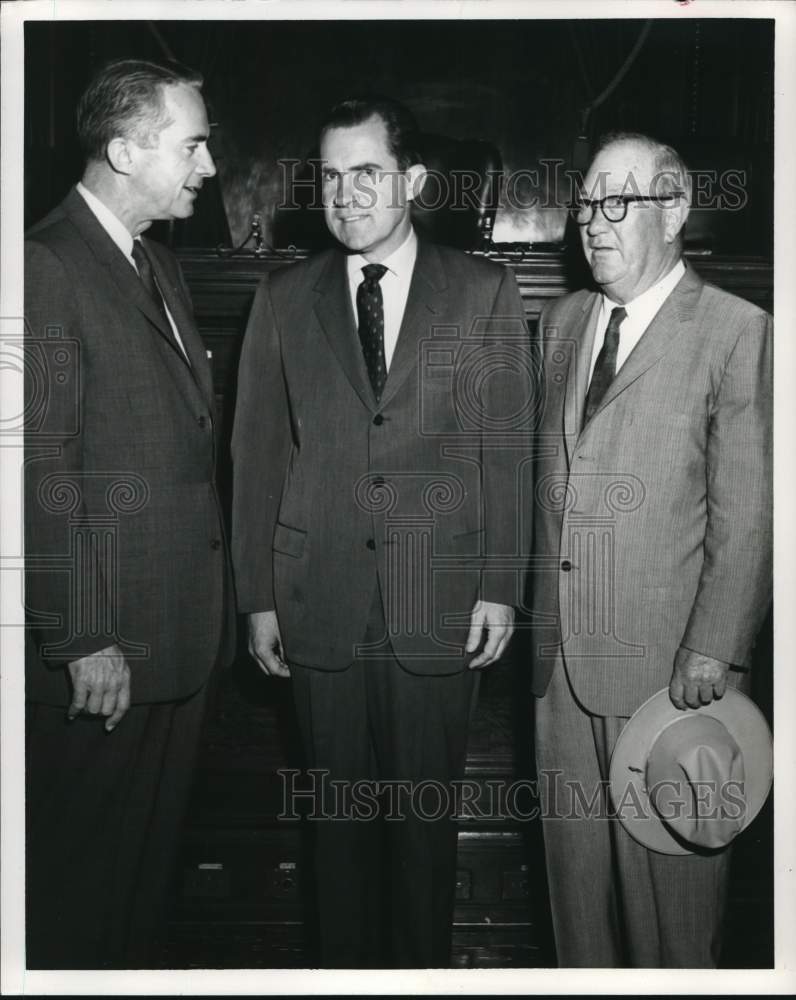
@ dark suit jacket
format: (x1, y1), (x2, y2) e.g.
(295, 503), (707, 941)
(24, 187), (235, 705)
(530, 264), (772, 717)
(232, 241), (533, 674)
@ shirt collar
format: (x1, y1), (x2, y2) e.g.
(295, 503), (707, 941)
(601, 258), (686, 322)
(76, 181), (135, 262)
(346, 227), (418, 283)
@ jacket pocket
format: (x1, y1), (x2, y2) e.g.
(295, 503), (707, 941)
(273, 521), (307, 559)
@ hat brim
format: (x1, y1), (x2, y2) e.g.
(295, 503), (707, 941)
(609, 687), (772, 855)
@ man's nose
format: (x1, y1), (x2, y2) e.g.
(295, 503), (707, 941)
(333, 173), (354, 208)
(197, 146), (216, 178)
(585, 205), (608, 238)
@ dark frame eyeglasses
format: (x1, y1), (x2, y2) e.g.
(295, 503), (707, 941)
(569, 193), (685, 225)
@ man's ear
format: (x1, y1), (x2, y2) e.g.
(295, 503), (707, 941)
(106, 136), (134, 176)
(404, 163), (428, 203)
(663, 195), (690, 245)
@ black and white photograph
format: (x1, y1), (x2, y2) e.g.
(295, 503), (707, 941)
(1, 0), (794, 993)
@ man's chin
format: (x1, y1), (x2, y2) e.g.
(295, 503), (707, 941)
(589, 262), (618, 286)
(168, 207), (195, 222)
(332, 231), (367, 253)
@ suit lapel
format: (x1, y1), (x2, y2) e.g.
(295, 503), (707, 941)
(563, 294), (600, 465)
(144, 241), (216, 407)
(379, 240), (447, 408)
(581, 265), (701, 427)
(63, 189), (209, 408)
(64, 190), (177, 347)
(313, 251), (376, 411)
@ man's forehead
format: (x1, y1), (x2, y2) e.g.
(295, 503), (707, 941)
(585, 142), (656, 191)
(320, 116), (394, 164)
(161, 82), (207, 120)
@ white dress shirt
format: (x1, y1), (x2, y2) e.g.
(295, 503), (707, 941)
(76, 182), (190, 361)
(588, 259), (686, 382)
(347, 228), (418, 369)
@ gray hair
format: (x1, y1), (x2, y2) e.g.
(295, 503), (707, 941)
(77, 58), (204, 162)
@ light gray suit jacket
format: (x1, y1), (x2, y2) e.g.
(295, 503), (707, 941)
(529, 264), (772, 717)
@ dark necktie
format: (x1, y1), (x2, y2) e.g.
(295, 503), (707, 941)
(132, 240), (170, 328)
(356, 263), (389, 402)
(582, 305), (626, 429)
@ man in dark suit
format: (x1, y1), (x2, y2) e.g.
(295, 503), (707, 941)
(24, 59), (234, 969)
(530, 133), (772, 966)
(232, 97), (533, 967)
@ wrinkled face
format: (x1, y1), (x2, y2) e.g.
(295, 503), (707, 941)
(580, 141), (684, 303)
(320, 115), (419, 262)
(127, 82), (216, 224)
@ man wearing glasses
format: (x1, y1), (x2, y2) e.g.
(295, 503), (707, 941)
(529, 133), (772, 966)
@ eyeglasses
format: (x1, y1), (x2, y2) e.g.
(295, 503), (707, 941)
(569, 193), (685, 225)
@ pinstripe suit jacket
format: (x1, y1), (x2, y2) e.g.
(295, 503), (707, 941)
(529, 264), (772, 717)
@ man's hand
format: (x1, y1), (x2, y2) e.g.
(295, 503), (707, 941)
(669, 646), (730, 710)
(466, 600), (514, 669)
(67, 644), (131, 732)
(248, 610), (290, 678)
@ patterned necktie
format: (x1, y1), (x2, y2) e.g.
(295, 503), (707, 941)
(582, 305), (627, 429)
(356, 263), (389, 402)
(132, 240), (170, 328)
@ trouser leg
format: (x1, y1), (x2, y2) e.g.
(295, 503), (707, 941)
(25, 683), (208, 969)
(289, 590), (477, 969)
(364, 644), (478, 968)
(535, 660), (734, 968)
(534, 658), (622, 967)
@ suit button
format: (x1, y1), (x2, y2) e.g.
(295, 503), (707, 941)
(366, 538), (376, 550)
(373, 414), (384, 426)
(198, 415), (208, 429)
(211, 539), (222, 550)
(561, 560), (572, 572)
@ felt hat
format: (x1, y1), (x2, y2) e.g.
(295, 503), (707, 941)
(609, 688), (772, 855)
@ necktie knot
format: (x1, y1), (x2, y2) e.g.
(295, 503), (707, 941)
(361, 263), (388, 290)
(607, 305), (627, 333)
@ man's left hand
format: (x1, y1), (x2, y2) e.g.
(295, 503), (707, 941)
(466, 601), (514, 669)
(669, 646), (730, 710)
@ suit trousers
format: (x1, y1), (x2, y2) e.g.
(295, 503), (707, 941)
(534, 657), (732, 967)
(25, 681), (209, 969)
(289, 589), (479, 969)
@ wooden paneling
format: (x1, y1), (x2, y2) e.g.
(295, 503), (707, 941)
(180, 247), (773, 344)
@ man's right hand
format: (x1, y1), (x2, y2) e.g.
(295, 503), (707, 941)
(248, 610), (290, 678)
(67, 644), (131, 731)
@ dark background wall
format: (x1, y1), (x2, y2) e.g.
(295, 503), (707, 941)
(25, 17), (773, 255)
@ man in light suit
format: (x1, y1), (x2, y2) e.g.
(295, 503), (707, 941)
(232, 97), (532, 967)
(530, 132), (772, 967)
(25, 59), (234, 968)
